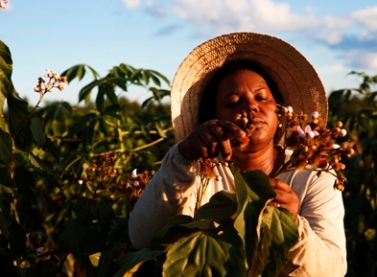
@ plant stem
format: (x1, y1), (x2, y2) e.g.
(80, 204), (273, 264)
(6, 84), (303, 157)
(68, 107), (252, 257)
(196, 177), (210, 211)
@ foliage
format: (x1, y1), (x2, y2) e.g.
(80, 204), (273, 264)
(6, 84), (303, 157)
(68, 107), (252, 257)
(114, 169), (298, 277)
(0, 38), (173, 276)
(328, 71), (377, 277)
(1, 34), (377, 276)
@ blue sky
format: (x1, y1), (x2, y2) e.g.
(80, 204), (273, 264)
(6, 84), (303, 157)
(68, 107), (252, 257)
(1, 0), (377, 106)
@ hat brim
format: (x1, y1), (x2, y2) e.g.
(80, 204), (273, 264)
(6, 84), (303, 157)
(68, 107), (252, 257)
(171, 32), (327, 142)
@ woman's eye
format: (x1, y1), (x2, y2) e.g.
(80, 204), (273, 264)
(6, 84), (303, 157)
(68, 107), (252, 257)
(256, 95), (268, 101)
(224, 96), (240, 105)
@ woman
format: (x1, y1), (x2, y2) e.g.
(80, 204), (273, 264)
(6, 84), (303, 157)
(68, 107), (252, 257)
(129, 32), (347, 276)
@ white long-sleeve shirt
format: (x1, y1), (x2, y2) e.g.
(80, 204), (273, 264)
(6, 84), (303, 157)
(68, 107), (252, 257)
(129, 144), (347, 277)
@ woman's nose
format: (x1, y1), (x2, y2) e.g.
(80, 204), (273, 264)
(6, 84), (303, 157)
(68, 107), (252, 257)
(245, 97), (259, 113)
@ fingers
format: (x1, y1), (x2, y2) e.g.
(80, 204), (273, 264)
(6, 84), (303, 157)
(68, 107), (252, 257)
(217, 121), (247, 140)
(269, 178), (299, 221)
(270, 178), (293, 192)
(178, 120), (246, 161)
(270, 179), (293, 202)
(208, 121), (247, 160)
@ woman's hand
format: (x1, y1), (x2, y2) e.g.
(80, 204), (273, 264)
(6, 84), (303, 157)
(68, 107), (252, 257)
(178, 120), (247, 161)
(269, 178), (300, 224)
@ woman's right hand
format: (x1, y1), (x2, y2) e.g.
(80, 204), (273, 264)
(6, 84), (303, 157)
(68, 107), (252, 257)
(177, 120), (247, 161)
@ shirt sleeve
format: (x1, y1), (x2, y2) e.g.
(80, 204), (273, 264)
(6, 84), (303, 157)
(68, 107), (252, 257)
(279, 170), (347, 277)
(128, 143), (201, 249)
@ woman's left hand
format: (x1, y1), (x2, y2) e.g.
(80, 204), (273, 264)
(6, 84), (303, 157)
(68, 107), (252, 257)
(269, 178), (299, 224)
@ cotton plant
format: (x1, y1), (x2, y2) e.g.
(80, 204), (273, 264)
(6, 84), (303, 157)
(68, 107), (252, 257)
(0, 0), (9, 9)
(196, 104), (354, 196)
(275, 104), (354, 191)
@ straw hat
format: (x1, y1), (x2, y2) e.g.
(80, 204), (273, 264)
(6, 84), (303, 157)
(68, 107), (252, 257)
(171, 32), (327, 142)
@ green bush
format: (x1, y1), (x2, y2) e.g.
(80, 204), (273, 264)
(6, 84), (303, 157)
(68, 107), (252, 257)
(0, 39), (173, 276)
(328, 72), (377, 277)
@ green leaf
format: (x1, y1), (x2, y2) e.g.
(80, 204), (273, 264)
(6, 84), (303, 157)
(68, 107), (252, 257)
(163, 230), (246, 277)
(7, 93), (33, 151)
(232, 168), (275, 263)
(89, 252), (101, 267)
(60, 101), (73, 113)
(0, 234), (17, 276)
(78, 80), (100, 103)
(194, 190), (237, 225)
(149, 73), (161, 86)
(118, 63), (133, 76)
(104, 105), (122, 120)
(104, 76), (128, 92)
(0, 185), (12, 213)
(328, 89), (345, 114)
(73, 197), (95, 222)
(61, 64), (100, 83)
(98, 116), (110, 136)
(261, 207), (298, 277)
(83, 118), (97, 149)
(30, 116), (46, 148)
(68, 112), (98, 137)
(0, 166), (15, 188)
(151, 215), (195, 247)
(97, 241), (125, 277)
(141, 96), (154, 109)
(28, 153), (55, 175)
(141, 70), (150, 85)
(232, 167), (298, 276)
(0, 40), (14, 130)
(113, 248), (164, 277)
(96, 87), (106, 113)
(99, 82), (118, 106)
(61, 64), (83, 82)
(0, 128), (13, 164)
(154, 123), (166, 138)
(75, 64), (86, 81)
(0, 40), (12, 75)
(0, 214), (11, 243)
(41, 136), (60, 161)
(149, 69), (170, 85)
(106, 87), (119, 105)
(9, 220), (26, 256)
(60, 219), (100, 263)
(129, 68), (143, 85)
(90, 200), (115, 225)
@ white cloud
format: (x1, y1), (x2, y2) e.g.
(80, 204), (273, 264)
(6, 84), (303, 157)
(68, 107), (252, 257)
(122, 0), (140, 8)
(143, 0), (377, 72)
(323, 16), (353, 29)
(323, 63), (347, 74)
(304, 5), (316, 14)
(351, 6), (377, 30)
(316, 31), (343, 45)
(344, 51), (377, 69)
(171, 0), (319, 34)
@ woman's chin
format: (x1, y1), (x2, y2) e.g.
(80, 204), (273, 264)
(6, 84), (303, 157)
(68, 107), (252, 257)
(234, 139), (273, 154)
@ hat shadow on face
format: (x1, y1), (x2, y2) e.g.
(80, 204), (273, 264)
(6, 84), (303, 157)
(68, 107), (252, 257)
(171, 32), (328, 143)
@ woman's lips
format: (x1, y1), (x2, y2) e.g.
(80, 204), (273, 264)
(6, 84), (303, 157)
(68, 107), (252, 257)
(248, 118), (266, 129)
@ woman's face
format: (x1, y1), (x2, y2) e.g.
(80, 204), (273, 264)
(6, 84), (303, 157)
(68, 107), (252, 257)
(215, 69), (278, 152)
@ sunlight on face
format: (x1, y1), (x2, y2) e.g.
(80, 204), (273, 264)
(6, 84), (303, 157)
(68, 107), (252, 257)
(215, 70), (278, 152)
